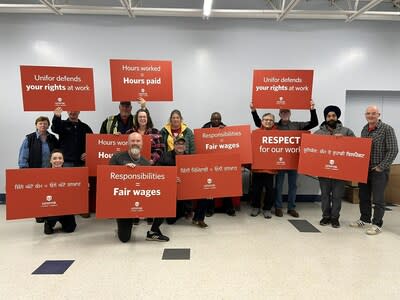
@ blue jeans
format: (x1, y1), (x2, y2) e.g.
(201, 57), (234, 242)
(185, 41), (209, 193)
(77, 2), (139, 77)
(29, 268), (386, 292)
(275, 170), (298, 210)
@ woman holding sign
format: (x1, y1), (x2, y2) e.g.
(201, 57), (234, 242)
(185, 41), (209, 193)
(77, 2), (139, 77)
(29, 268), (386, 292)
(43, 149), (77, 235)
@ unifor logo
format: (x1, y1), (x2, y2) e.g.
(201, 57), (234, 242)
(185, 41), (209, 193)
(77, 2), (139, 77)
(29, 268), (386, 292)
(57, 97), (63, 102)
(207, 178), (212, 184)
(278, 157), (283, 162)
(46, 195), (53, 202)
(329, 159), (335, 165)
(135, 201), (140, 207)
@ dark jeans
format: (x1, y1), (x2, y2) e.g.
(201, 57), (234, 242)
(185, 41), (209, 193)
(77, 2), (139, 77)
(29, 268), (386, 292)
(193, 199), (209, 221)
(275, 170), (297, 210)
(166, 200), (193, 224)
(45, 215), (76, 232)
(206, 198), (233, 212)
(252, 172), (274, 210)
(116, 218), (164, 243)
(319, 177), (345, 219)
(359, 169), (389, 227)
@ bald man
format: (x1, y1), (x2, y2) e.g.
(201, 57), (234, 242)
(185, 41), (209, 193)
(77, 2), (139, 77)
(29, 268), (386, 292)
(350, 106), (398, 235)
(109, 132), (169, 242)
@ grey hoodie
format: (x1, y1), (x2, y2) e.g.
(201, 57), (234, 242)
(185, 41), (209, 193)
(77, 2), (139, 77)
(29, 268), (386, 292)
(314, 121), (355, 137)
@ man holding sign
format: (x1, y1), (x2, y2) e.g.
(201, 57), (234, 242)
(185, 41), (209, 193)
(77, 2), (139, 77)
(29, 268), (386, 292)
(109, 132), (169, 242)
(350, 105), (398, 235)
(315, 106), (354, 228)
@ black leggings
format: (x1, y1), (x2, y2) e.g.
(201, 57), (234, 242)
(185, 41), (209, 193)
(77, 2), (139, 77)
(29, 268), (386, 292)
(116, 218), (164, 243)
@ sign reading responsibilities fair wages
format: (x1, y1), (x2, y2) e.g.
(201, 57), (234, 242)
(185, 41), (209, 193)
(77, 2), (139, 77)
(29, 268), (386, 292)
(194, 125), (252, 164)
(20, 65), (95, 111)
(176, 153), (242, 200)
(6, 167), (88, 220)
(298, 134), (372, 183)
(85, 134), (151, 176)
(252, 70), (313, 109)
(252, 130), (306, 170)
(110, 59), (173, 101)
(96, 166), (177, 218)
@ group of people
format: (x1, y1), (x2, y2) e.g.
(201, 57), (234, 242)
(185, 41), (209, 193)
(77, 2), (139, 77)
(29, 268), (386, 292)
(17, 99), (398, 242)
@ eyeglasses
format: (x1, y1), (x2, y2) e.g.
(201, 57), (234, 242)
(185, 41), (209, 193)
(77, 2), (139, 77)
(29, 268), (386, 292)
(365, 112), (379, 116)
(262, 119), (274, 122)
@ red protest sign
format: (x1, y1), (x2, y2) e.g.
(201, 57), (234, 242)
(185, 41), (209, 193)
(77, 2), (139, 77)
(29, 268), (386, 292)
(96, 165), (177, 218)
(85, 134), (151, 176)
(176, 153), (242, 200)
(298, 134), (372, 183)
(252, 69), (313, 109)
(252, 130), (307, 170)
(194, 125), (252, 164)
(20, 65), (95, 111)
(6, 168), (88, 220)
(110, 59), (173, 101)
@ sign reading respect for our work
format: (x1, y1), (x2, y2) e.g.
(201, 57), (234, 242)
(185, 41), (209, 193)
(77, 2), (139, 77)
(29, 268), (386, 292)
(298, 134), (372, 183)
(96, 165), (177, 218)
(85, 134), (151, 176)
(252, 130), (308, 170)
(6, 167), (88, 220)
(20, 65), (95, 111)
(194, 125), (252, 164)
(252, 69), (313, 109)
(176, 153), (242, 200)
(110, 59), (173, 101)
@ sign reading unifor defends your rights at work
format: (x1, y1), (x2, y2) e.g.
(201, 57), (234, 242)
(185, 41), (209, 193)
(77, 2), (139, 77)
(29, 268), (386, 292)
(298, 134), (372, 183)
(110, 59), (173, 101)
(252, 69), (313, 109)
(96, 166), (177, 218)
(6, 167), (88, 220)
(20, 65), (95, 111)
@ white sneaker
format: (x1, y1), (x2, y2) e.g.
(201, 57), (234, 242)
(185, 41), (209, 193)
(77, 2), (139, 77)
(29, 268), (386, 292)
(263, 210), (272, 219)
(366, 225), (382, 235)
(349, 219), (371, 228)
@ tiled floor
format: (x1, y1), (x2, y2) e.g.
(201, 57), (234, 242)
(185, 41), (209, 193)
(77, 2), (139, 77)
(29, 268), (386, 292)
(1, 201), (399, 299)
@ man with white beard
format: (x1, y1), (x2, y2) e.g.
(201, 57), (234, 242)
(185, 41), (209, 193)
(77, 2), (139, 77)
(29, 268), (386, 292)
(109, 132), (169, 243)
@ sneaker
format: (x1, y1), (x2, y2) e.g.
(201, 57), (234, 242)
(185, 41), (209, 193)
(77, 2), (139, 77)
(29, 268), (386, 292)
(146, 231), (169, 242)
(263, 210), (272, 219)
(192, 220), (208, 228)
(44, 222), (54, 235)
(133, 218), (140, 225)
(226, 208), (236, 216)
(366, 225), (382, 235)
(288, 209), (299, 218)
(349, 219), (371, 228)
(319, 217), (330, 226)
(206, 209), (214, 217)
(331, 218), (340, 228)
(250, 208), (260, 217)
(275, 208), (283, 217)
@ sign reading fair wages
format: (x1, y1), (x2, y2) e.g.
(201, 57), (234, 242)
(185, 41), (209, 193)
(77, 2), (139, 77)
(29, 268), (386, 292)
(6, 168), (88, 220)
(110, 59), (173, 101)
(85, 134), (151, 176)
(176, 153), (242, 200)
(252, 70), (313, 109)
(252, 130), (307, 170)
(20, 65), (95, 111)
(194, 125), (252, 164)
(298, 134), (372, 183)
(96, 165), (177, 218)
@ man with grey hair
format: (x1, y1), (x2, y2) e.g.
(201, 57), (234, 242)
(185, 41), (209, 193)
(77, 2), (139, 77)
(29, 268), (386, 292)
(350, 105), (398, 235)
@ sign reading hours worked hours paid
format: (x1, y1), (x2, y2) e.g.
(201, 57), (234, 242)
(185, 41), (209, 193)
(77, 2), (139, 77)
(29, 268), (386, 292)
(110, 59), (173, 101)
(20, 65), (95, 111)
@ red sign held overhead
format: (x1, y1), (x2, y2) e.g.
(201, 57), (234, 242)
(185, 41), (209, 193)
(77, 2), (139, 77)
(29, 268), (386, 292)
(194, 125), (252, 164)
(252, 69), (313, 109)
(298, 134), (372, 183)
(176, 153), (242, 200)
(85, 134), (152, 176)
(96, 165), (177, 218)
(110, 59), (173, 101)
(20, 65), (95, 111)
(6, 168), (89, 220)
(252, 130), (308, 170)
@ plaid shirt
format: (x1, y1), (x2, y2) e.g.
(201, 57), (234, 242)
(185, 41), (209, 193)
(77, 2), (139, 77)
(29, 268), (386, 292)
(361, 120), (398, 170)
